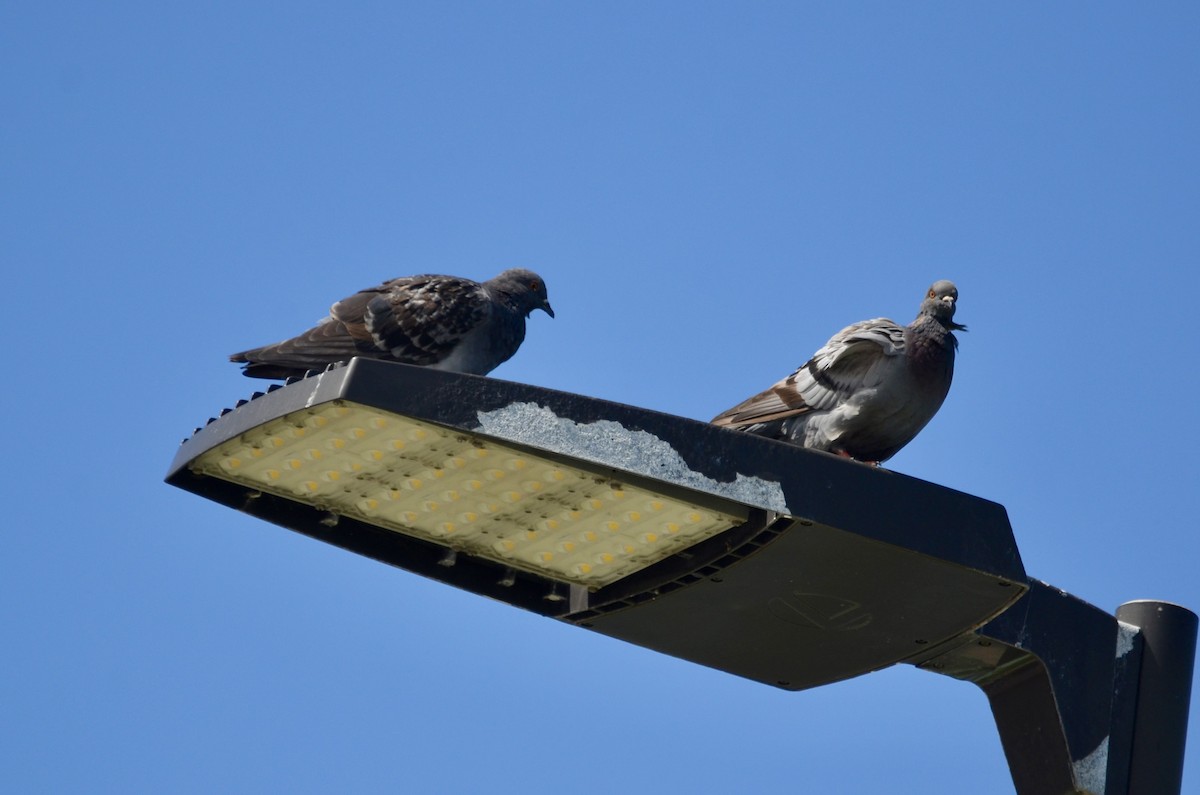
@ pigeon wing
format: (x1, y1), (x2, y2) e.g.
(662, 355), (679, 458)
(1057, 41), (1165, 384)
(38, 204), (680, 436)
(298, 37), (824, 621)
(712, 318), (906, 428)
(331, 275), (491, 366)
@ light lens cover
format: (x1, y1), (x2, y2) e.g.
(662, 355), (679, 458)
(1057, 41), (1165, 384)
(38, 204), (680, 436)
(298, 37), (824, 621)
(190, 401), (746, 589)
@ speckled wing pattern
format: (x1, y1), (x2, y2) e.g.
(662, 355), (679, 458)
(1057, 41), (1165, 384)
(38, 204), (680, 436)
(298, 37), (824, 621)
(712, 318), (907, 429)
(229, 274), (496, 379)
(332, 275), (491, 365)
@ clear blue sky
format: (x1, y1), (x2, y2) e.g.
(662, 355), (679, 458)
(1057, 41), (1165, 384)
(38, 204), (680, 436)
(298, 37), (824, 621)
(4, 3), (1198, 793)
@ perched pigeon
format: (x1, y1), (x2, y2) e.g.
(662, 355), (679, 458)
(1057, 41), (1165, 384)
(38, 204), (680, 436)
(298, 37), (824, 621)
(711, 280), (965, 464)
(231, 268), (553, 379)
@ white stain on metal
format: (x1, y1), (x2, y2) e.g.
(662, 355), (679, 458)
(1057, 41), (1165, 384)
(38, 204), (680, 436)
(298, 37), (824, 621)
(476, 402), (789, 513)
(1116, 620), (1140, 658)
(1072, 735), (1108, 795)
(304, 373), (325, 408)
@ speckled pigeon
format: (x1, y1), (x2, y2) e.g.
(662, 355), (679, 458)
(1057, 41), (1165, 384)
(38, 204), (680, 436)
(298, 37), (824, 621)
(231, 269), (553, 379)
(711, 280), (965, 464)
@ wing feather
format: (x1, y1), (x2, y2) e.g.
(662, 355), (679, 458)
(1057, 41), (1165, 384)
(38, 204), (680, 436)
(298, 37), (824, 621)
(712, 318), (906, 428)
(330, 275), (491, 365)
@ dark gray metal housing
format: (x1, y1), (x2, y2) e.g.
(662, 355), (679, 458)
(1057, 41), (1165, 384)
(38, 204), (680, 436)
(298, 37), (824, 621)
(166, 359), (1194, 794)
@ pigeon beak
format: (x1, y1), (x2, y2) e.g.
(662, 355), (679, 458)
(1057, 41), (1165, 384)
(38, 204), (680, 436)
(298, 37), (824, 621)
(541, 301), (555, 319)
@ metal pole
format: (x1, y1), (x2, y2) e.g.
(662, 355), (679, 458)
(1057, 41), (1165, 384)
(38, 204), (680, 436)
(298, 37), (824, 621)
(1115, 600), (1198, 795)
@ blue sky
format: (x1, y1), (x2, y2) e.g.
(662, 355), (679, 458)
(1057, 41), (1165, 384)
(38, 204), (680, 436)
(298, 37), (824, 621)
(4, 3), (1198, 792)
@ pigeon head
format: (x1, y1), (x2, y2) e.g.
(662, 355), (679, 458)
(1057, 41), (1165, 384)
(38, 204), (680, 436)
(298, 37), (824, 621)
(921, 280), (966, 331)
(490, 269), (555, 318)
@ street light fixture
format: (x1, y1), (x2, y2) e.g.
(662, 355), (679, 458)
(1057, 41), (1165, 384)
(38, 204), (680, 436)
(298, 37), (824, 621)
(167, 358), (1195, 795)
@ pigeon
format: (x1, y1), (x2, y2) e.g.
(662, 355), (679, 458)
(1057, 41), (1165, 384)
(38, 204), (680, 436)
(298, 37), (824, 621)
(231, 268), (553, 379)
(711, 280), (965, 464)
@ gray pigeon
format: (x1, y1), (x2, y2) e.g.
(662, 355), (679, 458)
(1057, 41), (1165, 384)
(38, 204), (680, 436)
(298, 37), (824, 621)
(231, 268), (553, 379)
(711, 280), (965, 464)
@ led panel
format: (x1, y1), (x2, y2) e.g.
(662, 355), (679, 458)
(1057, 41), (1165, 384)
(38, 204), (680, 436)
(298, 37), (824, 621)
(189, 400), (746, 589)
